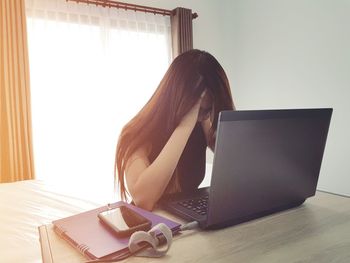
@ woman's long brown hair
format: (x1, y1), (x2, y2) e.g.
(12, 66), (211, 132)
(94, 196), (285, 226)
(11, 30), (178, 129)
(115, 49), (235, 200)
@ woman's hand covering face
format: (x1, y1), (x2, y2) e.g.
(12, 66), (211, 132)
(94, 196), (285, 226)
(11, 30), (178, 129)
(198, 92), (212, 122)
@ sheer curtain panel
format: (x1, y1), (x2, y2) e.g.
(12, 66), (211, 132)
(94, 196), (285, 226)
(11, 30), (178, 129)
(25, 0), (171, 200)
(0, 0), (35, 183)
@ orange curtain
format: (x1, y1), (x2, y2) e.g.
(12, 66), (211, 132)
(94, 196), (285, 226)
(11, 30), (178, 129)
(0, 0), (35, 182)
(171, 7), (194, 58)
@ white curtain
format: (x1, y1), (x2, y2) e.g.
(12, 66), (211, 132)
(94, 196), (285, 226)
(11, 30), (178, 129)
(25, 0), (171, 201)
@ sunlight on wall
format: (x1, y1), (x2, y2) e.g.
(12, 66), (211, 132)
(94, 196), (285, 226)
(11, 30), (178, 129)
(26, 14), (171, 201)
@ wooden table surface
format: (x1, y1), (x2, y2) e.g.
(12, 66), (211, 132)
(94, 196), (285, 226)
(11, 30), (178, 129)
(42, 191), (350, 263)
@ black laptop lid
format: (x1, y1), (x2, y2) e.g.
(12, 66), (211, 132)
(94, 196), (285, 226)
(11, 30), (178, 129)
(207, 108), (332, 228)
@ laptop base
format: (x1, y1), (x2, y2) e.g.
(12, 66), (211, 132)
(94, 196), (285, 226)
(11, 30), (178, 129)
(159, 187), (209, 227)
(160, 189), (305, 229)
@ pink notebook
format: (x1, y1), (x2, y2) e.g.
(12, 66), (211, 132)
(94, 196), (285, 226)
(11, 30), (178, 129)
(52, 201), (181, 260)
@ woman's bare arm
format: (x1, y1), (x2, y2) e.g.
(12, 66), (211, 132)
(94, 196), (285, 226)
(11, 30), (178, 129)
(201, 118), (212, 151)
(125, 98), (203, 211)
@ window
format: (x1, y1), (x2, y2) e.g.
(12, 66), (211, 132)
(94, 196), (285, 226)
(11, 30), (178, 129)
(25, 0), (171, 201)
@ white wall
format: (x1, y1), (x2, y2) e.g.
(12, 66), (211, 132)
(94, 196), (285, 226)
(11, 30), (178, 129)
(220, 0), (350, 196)
(123, 0), (350, 196)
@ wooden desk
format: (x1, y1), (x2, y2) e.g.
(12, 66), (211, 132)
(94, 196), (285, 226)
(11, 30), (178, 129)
(40, 191), (350, 262)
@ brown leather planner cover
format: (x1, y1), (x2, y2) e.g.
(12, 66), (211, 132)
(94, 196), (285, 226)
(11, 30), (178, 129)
(39, 201), (181, 262)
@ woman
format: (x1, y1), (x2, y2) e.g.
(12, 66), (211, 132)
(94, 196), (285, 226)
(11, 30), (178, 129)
(115, 49), (234, 211)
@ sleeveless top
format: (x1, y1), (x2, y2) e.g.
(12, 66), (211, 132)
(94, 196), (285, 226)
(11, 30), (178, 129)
(149, 123), (207, 195)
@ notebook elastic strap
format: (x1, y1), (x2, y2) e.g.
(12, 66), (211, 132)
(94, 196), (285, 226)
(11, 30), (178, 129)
(128, 223), (173, 258)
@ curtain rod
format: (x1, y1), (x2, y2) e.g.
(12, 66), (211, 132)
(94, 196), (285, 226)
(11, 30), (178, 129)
(66, 0), (198, 19)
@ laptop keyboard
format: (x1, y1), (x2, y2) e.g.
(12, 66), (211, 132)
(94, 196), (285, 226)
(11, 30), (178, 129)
(177, 195), (209, 216)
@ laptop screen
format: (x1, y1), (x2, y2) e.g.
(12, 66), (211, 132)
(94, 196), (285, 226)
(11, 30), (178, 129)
(208, 109), (332, 226)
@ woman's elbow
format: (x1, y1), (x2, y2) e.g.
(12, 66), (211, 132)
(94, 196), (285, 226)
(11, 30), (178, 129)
(128, 179), (161, 211)
(132, 194), (156, 211)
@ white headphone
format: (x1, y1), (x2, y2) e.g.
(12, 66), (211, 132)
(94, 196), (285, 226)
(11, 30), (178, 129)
(128, 223), (173, 257)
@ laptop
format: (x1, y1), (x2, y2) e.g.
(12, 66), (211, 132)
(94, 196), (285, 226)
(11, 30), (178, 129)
(160, 108), (332, 229)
